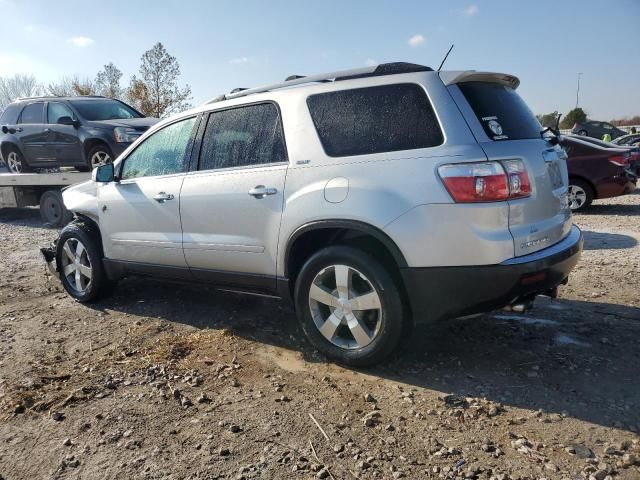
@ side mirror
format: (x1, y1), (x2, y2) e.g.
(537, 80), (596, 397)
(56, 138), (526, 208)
(92, 163), (115, 182)
(1, 126), (7, 134)
(58, 116), (79, 128)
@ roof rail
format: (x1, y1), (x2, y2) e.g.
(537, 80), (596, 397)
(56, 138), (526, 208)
(206, 62), (433, 104)
(16, 94), (107, 101)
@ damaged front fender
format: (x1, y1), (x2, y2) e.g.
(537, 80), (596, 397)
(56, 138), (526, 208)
(62, 180), (99, 222)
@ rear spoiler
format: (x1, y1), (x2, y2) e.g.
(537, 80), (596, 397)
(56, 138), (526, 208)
(439, 71), (520, 89)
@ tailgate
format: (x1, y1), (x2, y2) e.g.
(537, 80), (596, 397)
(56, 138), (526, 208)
(446, 76), (572, 256)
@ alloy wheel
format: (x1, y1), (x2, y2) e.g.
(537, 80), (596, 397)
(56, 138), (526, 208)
(568, 184), (587, 210)
(6, 152), (22, 173)
(60, 238), (93, 294)
(90, 151), (111, 169)
(308, 264), (382, 350)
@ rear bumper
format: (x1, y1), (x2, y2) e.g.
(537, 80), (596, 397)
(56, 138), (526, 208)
(401, 225), (583, 322)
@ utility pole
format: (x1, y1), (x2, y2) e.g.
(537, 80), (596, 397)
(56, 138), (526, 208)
(575, 72), (583, 109)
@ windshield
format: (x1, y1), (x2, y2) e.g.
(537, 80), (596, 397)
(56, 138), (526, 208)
(458, 81), (541, 141)
(72, 99), (142, 121)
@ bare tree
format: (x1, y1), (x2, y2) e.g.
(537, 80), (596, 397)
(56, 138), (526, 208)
(0, 74), (42, 110)
(47, 75), (96, 97)
(127, 42), (192, 118)
(95, 63), (123, 99)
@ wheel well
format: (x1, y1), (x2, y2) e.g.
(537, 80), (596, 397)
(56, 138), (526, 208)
(569, 175), (597, 199)
(286, 226), (407, 297)
(83, 139), (111, 160)
(1, 142), (21, 162)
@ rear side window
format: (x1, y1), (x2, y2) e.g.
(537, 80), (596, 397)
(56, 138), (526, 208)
(307, 84), (443, 157)
(47, 102), (76, 124)
(458, 82), (541, 141)
(0, 104), (20, 124)
(19, 103), (44, 124)
(198, 102), (286, 171)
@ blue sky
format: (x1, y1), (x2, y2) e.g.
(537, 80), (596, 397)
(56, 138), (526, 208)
(1, 0), (639, 120)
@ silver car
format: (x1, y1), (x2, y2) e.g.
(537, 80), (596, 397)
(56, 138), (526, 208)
(44, 62), (582, 366)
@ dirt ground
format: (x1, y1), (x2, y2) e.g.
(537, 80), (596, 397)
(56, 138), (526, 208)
(0, 191), (639, 480)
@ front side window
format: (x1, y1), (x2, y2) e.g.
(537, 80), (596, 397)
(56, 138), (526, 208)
(120, 117), (196, 180)
(47, 102), (76, 124)
(307, 84), (443, 157)
(199, 103), (286, 171)
(19, 103), (44, 124)
(72, 99), (142, 121)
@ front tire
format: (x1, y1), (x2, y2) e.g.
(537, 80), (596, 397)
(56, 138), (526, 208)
(80, 144), (113, 172)
(56, 221), (115, 302)
(294, 246), (404, 367)
(568, 179), (593, 211)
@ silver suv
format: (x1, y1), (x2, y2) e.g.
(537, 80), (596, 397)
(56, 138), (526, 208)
(43, 62), (583, 366)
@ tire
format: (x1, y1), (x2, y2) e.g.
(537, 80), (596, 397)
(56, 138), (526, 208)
(4, 146), (31, 174)
(56, 221), (115, 302)
(577, 130), (588, 136)
(83, 144), (114, 171)
(39, 191), (73, 227)
(294, 246), (405, 367)
(568, 179), (593, 211)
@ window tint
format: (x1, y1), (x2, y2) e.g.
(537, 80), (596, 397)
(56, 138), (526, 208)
(307, 84), (443, 157)
(602, 123), (613, 130)
(72, 99), (141, 121)
(458, 82), (541, 141)
(121, 117), (196, 180)
(47, 102), (76, 124)
(0, 104), (20, 124)
(19, 103), (44, 124)
(199, 103), (286, 171)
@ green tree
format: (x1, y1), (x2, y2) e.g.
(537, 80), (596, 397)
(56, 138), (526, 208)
(128, 43), (192, 118)
(560, 108), (587, 130)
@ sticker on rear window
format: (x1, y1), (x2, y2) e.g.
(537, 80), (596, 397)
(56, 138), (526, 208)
(482, 116), (508, 140)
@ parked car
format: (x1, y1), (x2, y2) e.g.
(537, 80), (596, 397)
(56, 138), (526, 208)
(611, 133), (640, 147)
(561, 135), (637, 211)
(42, 62), (583, 366)
(0, 96), (158, 174)
(571, 120), (626, 140)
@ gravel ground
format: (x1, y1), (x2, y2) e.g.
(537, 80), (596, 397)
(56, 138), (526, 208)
(0, 190), (638, 480)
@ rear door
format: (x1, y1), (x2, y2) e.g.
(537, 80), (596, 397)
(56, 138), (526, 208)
(447, 78), (571, 257)
(16, 102), (47, 163)
(45, 102), (83, 164)
(179, 102), (288, 291)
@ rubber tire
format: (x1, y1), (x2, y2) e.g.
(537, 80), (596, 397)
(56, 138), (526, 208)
(39, 191), (73, 227)
(56, 221), (115, 302)
(5, 146), (31, 173)
(294, 246), (405, 367)
(577, 130), (588, 136)
(81, 144), (114, 172)
(569, 178), (593, 212)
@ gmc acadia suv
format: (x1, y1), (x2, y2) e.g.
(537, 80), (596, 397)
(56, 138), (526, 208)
(0, 96), (157, 173)
(42, 63), (583, 366)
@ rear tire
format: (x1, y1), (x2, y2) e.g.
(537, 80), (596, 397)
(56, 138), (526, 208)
(39, 191), (73, 227)
(4, 146), (31, 174)
(568, 179), (593, 211)
(294, 246), (405, 367)
(56, 221), (115, 302)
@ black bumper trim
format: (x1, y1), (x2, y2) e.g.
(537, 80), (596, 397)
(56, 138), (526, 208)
(401, 226), (583, 322)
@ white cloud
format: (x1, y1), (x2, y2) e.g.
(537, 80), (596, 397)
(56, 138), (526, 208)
(229, 57), (250, 64)
(365, 58), (377, 67)
(24, 25), (35, 33)
(408, 34), (426, 47)
(69, 36), (94, 48)
(464, 4), (479, 16)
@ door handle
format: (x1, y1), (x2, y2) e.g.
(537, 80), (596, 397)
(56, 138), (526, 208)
(16, 127), (23, 132)
(248, 185), (278, 198)
(44, 128), (50, 133)
(153, 192), (175, 203)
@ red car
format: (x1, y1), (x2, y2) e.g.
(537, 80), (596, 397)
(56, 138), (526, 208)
(561, 135), (637, 211)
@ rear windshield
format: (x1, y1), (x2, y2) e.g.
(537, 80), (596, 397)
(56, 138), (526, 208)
(458, 82), (541, 141)
(72, 99), (142, 121)
(307, 83), (443, 157)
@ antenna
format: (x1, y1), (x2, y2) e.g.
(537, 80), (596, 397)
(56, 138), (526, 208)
(437, 44), (455, 72)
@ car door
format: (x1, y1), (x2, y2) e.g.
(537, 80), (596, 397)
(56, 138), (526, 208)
(180, 102), (288, 291)
(98, 115), (198, 271)
(45, 102), (83, 164)
(16, 102), (47, 163)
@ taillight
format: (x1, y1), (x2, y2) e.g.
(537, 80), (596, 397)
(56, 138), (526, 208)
(608, 154), (629, 167)
(438, 160), (531, 203)
(503, 159), (532, 198)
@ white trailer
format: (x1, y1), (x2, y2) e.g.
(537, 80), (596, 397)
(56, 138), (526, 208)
(0, 171), (90, 226)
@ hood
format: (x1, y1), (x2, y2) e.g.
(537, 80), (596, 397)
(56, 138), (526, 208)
(86, 117), (159, 130)
(62, 180), (99, 220)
